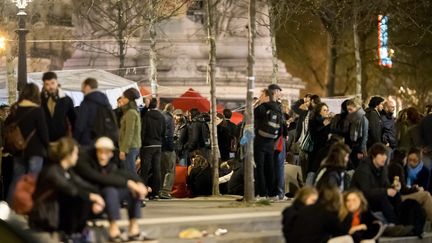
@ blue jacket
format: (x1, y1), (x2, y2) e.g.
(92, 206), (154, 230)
(74, 91), (112, 146)
(162, 111), (175, 152)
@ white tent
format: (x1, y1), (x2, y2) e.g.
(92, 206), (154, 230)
(0, 69), (142, 108)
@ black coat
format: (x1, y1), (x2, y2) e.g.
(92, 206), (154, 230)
(420, 114), (432, 148)
(308, 116), (330, 172)
(187, 166), (212, 196)
(381, 111), (397, 149)
(41, 90), (76, 142)
(74, 149), (141, 189)
(254, 101), (284, 143)
(226, 120), (239, 138)
(74, 91), (112, 146)
(292, 99), (309, 142)
(289, 203), (347, 243)
(217, 124), (231, 162)
(5, 105), (49, 158)
(185, 119), (207, 152)
(141, 109), (166, 147)
(341, 211), (380, 243)
(351, 158), (390, 199)
(162, 111), (175, 152)
(282, 200), (306, 242)
(365, 108), (383, 148)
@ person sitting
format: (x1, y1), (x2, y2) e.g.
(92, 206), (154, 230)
(73, 137), (148, 241)
(314, 142), (351, 192)
(29, 137), (105, 240)
(288, 186), (347, 243)
(406, 147), (430, 191)
(282, 186), (318, 242)
(187, 153), (212, 197)
(340, 190), (384, 243)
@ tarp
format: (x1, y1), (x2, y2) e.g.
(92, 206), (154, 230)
(0, 69), (142, 108)
(172, 88), (243, 124)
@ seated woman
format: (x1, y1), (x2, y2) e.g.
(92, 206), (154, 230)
(29, 137), (105, 240)
(187, 154), (212, 197)
(406, 147), (430, 190)
(314, 142), (351, 192)
(288, 186), (348, 243)
(282, 186), (318, 242)
(340, 190), (384, 243)
(73, 137), (148, 242)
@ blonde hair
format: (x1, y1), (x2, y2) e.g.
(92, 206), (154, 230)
(340, 190), (368, 220)
(49, 137), (78, 163)
(294, 186), (318, 204)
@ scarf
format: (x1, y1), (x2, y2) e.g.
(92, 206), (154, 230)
(347, 108), (365, 143)
(352, 210), (361, 227)
(407, 161), (424, 187)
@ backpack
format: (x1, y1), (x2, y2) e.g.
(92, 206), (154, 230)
(3, 109), (36, 154)
(91, 105), (119, 143)
(201, 122), (211, 149)
(257, 107), (281, 139)
(399, 199), (426, 236)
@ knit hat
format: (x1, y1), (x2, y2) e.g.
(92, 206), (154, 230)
(123, 88), (140, 101)
(368, 96), (385, 108)
(95, 137), (115, 150)
(268, 84), (282, 91)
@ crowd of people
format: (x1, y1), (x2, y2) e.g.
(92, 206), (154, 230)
(1, 70), (432, 242)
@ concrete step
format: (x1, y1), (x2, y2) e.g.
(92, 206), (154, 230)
(381, 233), (432, 243)
(159, 230), (284, 243)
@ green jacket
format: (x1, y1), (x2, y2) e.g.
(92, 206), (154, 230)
(119, 101), (141, 153)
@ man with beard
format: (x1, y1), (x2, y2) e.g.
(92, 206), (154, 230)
(381, 100), (397, 149)
(41, 72), (76, 142)
(346, 98), (369, 169)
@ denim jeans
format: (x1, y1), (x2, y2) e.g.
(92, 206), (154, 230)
(123, 148), (140, 175)
(101, 187), (141, 221)
(277, 141), (286, 197)
(7, 156), (44, 203)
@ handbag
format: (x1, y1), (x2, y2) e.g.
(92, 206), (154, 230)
(299, 132), (314, 153)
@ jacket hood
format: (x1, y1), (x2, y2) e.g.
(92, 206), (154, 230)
(347, 108), (365, 123)
(84, 90), (111, 107)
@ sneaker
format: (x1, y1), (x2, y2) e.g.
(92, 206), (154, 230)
(159, 193), (172, 200)
(256, 196), (267, 201)
(268, 196), (279, 202)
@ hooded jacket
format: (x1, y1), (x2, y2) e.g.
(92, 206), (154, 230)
(346, 108), (369, 152)
(74, 91), (113, 146)
(119, 101), (141, 153)
(141, 109), (166, 147)
(41, 88), (76, 142)
(381, 111), (397, 149)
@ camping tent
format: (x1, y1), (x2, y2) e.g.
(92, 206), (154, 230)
(0, 69), (142, 108)
(172, 88), (243, 124)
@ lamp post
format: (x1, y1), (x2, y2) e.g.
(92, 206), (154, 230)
(13, 0), (31, 91)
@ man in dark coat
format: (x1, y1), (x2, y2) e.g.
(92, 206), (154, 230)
(74, 78), (115, 146)
(381, 100), (397, 149)
(41, 72), (76, 142)
(140, 98), (166, 198)
(159, 104), (176, 199)
(223, 108), (239, 139)
(365, 96), (385, 149)
(185, 108), (210, 160)
(420, 112), (432, 150)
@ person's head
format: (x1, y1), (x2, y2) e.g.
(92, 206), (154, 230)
(223, 109), (232, 120)
(343, 190), (368, 213)
(268, 84), (282, 101)
(173, 109), (184, 123)
(121, 88), (140, 106)
(81, 78), (98, 95)
(346, 98), (362, 114)
(310, 95), (321, 108)
(0, 104), (10, 119)
(191, 154), (209, 169)
(189, 108), (200, 120)
(368, 96), (385, 111)
(49, 137), (79, 169)
(369, 143), (388, 168)
(164, 103), (174, 114)
(42, 71), (59, 95)
(294, 186), (318, 206)
(94, 137), (115, 167)
(340, 99), (349, 114)
(407, 147), (422, 169)
(148, 98), (158, 109)
(405, 107), (422, 124)
(323, 142), (351, 168)
(259, 89), (270, 104)
(314, 103), (330, 118)
(318, 186), (342, 212)
(384, 100), (396, 114)
(216, 113), (227, 126)
(117, 97), (124, 108)
(391, 149), (407, 166)
(425, 104), (432, 115)
(18, 83), (41, 105)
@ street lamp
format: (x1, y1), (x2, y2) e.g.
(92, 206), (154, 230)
(12, 0), (32, 91)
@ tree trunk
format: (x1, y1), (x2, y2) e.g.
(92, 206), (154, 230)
(6, 45), (16, 104)
(149, 0), (158, 97)
(244, 0), (256, 203)
(117, 0), (126, 77)
(206, 0), (220, 196)
(325, 31), (337, 97)
(269, 3), (278, 84)
(359, 33), (368, 100)
(353, 8), (362, 100)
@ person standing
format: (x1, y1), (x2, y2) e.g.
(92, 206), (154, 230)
(4, 84), (49, 202)
(173, 109), (188, 166)
(185, 109), (211, 161)
(74, 78), (118, 147)
(140, 98), (166, 198)
(381, 100), (397, 149)
(346, 98), (369, 169)
(159, 104), (176, 199)
(40, 72), (76, 142)
(118, 88), (141, 174)
(365, 96), (385, 149)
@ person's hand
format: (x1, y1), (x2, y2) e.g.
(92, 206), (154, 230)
(119, 152), (126, 161)
(387, 188), (397, 197)
(92, 203), (104, 214)
(323, 118), (331, 126)
(349, 224), (367, 235)
(136, 182), (149, 199)
(89, 193), (105, 207)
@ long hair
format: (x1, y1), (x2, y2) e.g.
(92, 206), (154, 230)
(49, 137), (78, 163)
(322, 142), (351, 168)
(318, 186), (342, 213)
(18, 83), (41, 105)
(340, 190), (368, 220)
(313, 103), (328, 119)
(192, 155), (209, 169)
(294, 186), (318, 205)
(406, 107), (422, 124)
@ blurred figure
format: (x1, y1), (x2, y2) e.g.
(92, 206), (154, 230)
(346, 98), (369, 169)
(185, 108), (210, 161)
(381, 100), (397, 149)
(187, 154), (212, 197)
(173, 109), (188, 166)
(160, 104), (176, 199)
(215, 113), (231, 162)
(365, 96), (385, 149)
(40, 71), (76, 142)
(397, 107), (423, 151)
(330, 100), (349, 141)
